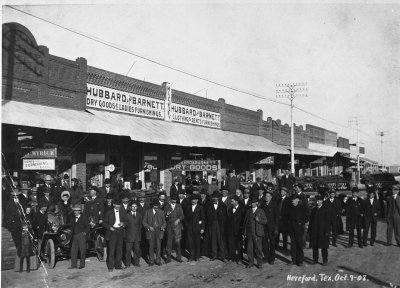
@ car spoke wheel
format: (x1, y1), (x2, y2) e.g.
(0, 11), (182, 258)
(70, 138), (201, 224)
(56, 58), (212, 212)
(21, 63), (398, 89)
(96, 236), (105, 262)
(46, 239), (56, 269)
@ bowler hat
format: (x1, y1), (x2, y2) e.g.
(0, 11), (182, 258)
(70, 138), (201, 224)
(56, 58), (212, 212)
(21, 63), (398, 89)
(72, 204), (82, 211)
(315, 195), (323, 201)
(351, 187), (359, 193)
(171, 194), (179, 201)
(44, 175), (53, 181)
(88, 186), (99, 194)
(211, 190), (220, 199)
(104, 178), (111, 184)
(243, 189), (250, 194)
(220, 186), (229, 192)
(191, 194), (200, 201)
(151, 198), (160, 207)
(250, 196), (259, 203)
(265, 191), (274, 196)
(200, 188), (208, 195)
(113, 199), (122, 206)
(63, 174), (70, 180)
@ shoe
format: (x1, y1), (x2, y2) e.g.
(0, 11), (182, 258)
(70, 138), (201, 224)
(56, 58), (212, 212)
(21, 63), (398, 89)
(347, 245), (353, 248)
(297, 263), (304, 267)
(311, 260), (317, 265)
(257, 264), (263, 269)
(115, 266), (125, 270)
(370, 243), (374, 246)
(269, 260), (274, 265)
(26, 269), (30, 273)
(187, 258), (194, 262)
(78, 266), (85, 269)
(220, 258), (227, 263)
(246, 264), (254, 268)
(195, 258), (199, 262)
(209, 257), (216, 261)
(332, 244), (337, 247)
(288, 261), (295, 265)
(322, 261), (328, 266)
(155, 261), (162, 266)
(108, 269), (113, 272)
(165, 258), (171, 264)
(149, 263), (154, 267)
(68, 267), (77, 269)
(358, 245), (363, 248)
(133, 263), (140, 267)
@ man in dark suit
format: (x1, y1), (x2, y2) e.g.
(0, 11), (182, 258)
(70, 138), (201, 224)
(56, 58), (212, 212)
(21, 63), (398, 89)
(120, 192), (131, 218)
(124, 201), (142, 267)
(99, 178), (117, 202)
(226, 171), (239, 198)
(69, 178), (84, 206)
(33, 203), (48, 252)
(276, 187), (290, 250)
(240, 189), (252, 210)
(386, 184), (400, 246)
(346, 187), (366, 248)
(38, 187), (55, 211)
(324, 190), (342, 247)
(5, 189), (25, 256)
(69, 205), (90, 269)
(251, 177), (265, 198)
(132, 174), (143, 190)
(84, 186), (104, 226)
(206, 191), (227, 262)
(309, 196), (330, 266)
(288, 195), (309, 266)
(142, 199), (166, 266)
(103, 200), (126, 271)
(164, 194), (184, 263)
(227, 195), (245, 263)
(170, 178), (183, 199)
(219, 186), (232, 212)
(363, 190), (380, 246)
(244, 196), (267, 269)
(184, 194), (205, 261)
(261, 191), (279, 265)
(37, 174), (54, 200)
(293, 183), (310, 248)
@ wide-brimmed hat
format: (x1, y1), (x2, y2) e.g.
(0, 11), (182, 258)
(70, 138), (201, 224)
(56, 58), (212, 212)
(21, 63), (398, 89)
(315, 195), (323, 201)
(44, 175), (53, 181)
(191, 194), (200, 201)
(104, 178), (111, 184)
(220, 186), (229, 192)
(171, 194), (179, 201)
(88, 186), (99, 194)
(351, 187), (359, 193)
(211, 190), (221, 199)
(72, 205), (82, 211)
(250, 196), (259, 203)
(151, 198), (160, 207)
(138, 191), (146, 199)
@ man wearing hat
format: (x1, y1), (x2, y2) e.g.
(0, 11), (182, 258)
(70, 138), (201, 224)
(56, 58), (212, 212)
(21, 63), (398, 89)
(251, 177), (265, 198)
(124, 201), (143, 267)
(99, 178), (116, 201)
(120, 191), (131, 216)
(19, 182), (32, 211)
(346, 187), (366, 248)
(38, 187), (55, 211)
(244, 196), (267, 269)
(324, 189), (343, 247)
(164, 194), (184, 263)
(70, 205), (90, 269)
(227, 195), (245, 263)
(5, 188), (25, 254)
(363, 189), (381, 246)
(170, 177), (183, 199)
(69, 178), (84, 206)
(37, 175), (54, 200)
(85, 186), (104, 225)
(199, 189), (209, 207)
(386, 184), (400, 246)
(276, 187), (290, 250)
(220, 186), (232, 212)
(103, 199), (126, 271)
(206, 191), (227, 262)
(293, 183), (310, 248)
(136, 191), (150, 261)
(309, 196), (330, 266)
(226, 171), (239, 198)
(288, 195), (309, 266)
(184, 194), (205, 261)
(142, 199), (166, 266)
(241, 189), (252, 210)
(132, 173), (143, 190)
(33, 202), (48, 255)
(261, 191), (279, 265)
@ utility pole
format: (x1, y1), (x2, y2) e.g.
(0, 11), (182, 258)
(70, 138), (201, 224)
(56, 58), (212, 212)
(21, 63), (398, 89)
(376, 131), (388, 171)
(349, 117), (365, 185)
(276, 82), (308, 175)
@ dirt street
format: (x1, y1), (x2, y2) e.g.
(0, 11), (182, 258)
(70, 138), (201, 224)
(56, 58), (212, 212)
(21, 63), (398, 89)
(1, 217), (399, 288)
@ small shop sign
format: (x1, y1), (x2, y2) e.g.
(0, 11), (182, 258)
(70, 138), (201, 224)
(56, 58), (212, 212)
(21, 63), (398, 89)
(22, 148), (57, 159)
(23, 159), (55, 170)
(170, 160), (220, 171)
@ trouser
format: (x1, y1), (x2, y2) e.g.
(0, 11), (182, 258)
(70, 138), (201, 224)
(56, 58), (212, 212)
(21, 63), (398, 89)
(263, 229), (275, 262)
(148, 232), (162, 264)
(312, 248), (328, 263)
(125, 240), (140, 266)
(348, 223), (362, 247)
(209, 223), (225, 259)
(108, 228), (123, 269)
(227, 233), (241, 262)
(166, 227), (182, 260)
(11, 228), (22, 254)
(201, 227), (210, 257)
(247, 234), (263, 266)
(387, 215), (400, 245)
(329, 218), (338, 245)
(71, 233), (86, 268)
(140, 228), (148, 260)
(289, 232), (304, 264)
(363, 217), (377, 245)
(275, 222), (289, 249)
(187, 231), (201, 260)
(19, 256), (30, 272)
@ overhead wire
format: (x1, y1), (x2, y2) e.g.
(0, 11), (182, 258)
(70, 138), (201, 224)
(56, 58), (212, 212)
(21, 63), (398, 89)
(5, 5), (384, 144)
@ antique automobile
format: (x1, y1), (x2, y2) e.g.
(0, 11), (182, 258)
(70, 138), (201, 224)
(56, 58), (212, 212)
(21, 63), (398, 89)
(40, 214), (106, 268)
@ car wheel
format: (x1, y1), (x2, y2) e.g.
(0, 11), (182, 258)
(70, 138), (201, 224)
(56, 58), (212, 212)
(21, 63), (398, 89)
(46, 239), (56, 269)
(96, 236), (106, 262)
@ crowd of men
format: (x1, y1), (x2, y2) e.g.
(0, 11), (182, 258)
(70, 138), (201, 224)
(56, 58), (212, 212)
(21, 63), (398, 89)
(4, 174), (400, 273)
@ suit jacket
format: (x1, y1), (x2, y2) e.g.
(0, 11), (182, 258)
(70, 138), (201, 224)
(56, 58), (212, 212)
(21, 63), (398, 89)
(324, 197), (342, 220)
(124, 211), (143, 242)
(84, 196), (104, 224)
(240, 198), (252, 210)
(219, 196), (232, 212)
(386, 194), (400, 219)
(33, 211), (48, 239)
(244, 207), (267, 237)
(346, 197), (366, 227)
(142, 208), (166, 240)
(251, 182), (265, 197)
(261, 200), (279, 232)
(206, 202), (227, 233)
(132, 180), (143, 190)
(137, 202), (150, 217)
(364, 198), (380, 221)
(184, 204), (205, 235)
(227, 205), (245, 237)
(120, 203), (131, 218)
(226, 176), (239, 197)
(164, 203), (184, 227)
(287, 203), (308, 235)
(5, 199), (24, 231)
(103, 209), (126, 241)
(169, 184), (183, 198)
(309, 205), (330, 249)
(38, 196), (55, 210)
(71, 214), (90, 235)
(98, 186), (117, 201)
(69, 186), (84, 205)
(179, 197), (191, 211)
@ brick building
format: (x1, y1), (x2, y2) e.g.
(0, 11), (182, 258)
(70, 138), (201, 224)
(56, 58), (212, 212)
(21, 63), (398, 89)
(2, 22), (353, 193)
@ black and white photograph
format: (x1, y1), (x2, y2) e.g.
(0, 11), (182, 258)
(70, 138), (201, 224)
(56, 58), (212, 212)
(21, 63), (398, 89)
(1, 1), (400, 287)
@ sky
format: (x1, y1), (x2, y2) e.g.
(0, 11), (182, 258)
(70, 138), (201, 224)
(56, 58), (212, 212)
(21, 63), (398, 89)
(2, 1), (400, 165)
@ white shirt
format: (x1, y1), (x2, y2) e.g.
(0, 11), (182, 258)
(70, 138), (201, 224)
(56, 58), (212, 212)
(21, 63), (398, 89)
(192, 204), (197, 212)
(330, 198), (334, 203)
(113, 209), (121, 228)
(171, 203), (176, 210)
(75, 215), (80, 222)
(123, 204), (128, 210)
(233, 204), (239, 213)
(222, 196), (227, 203)
(244, 198), (249, 204)
(370, 199), (374, 205)
(394, 194), (398, 200)
(153, 209), (157, 215)
(252, 207), (257, 214)
(214, 203), (218, 210)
